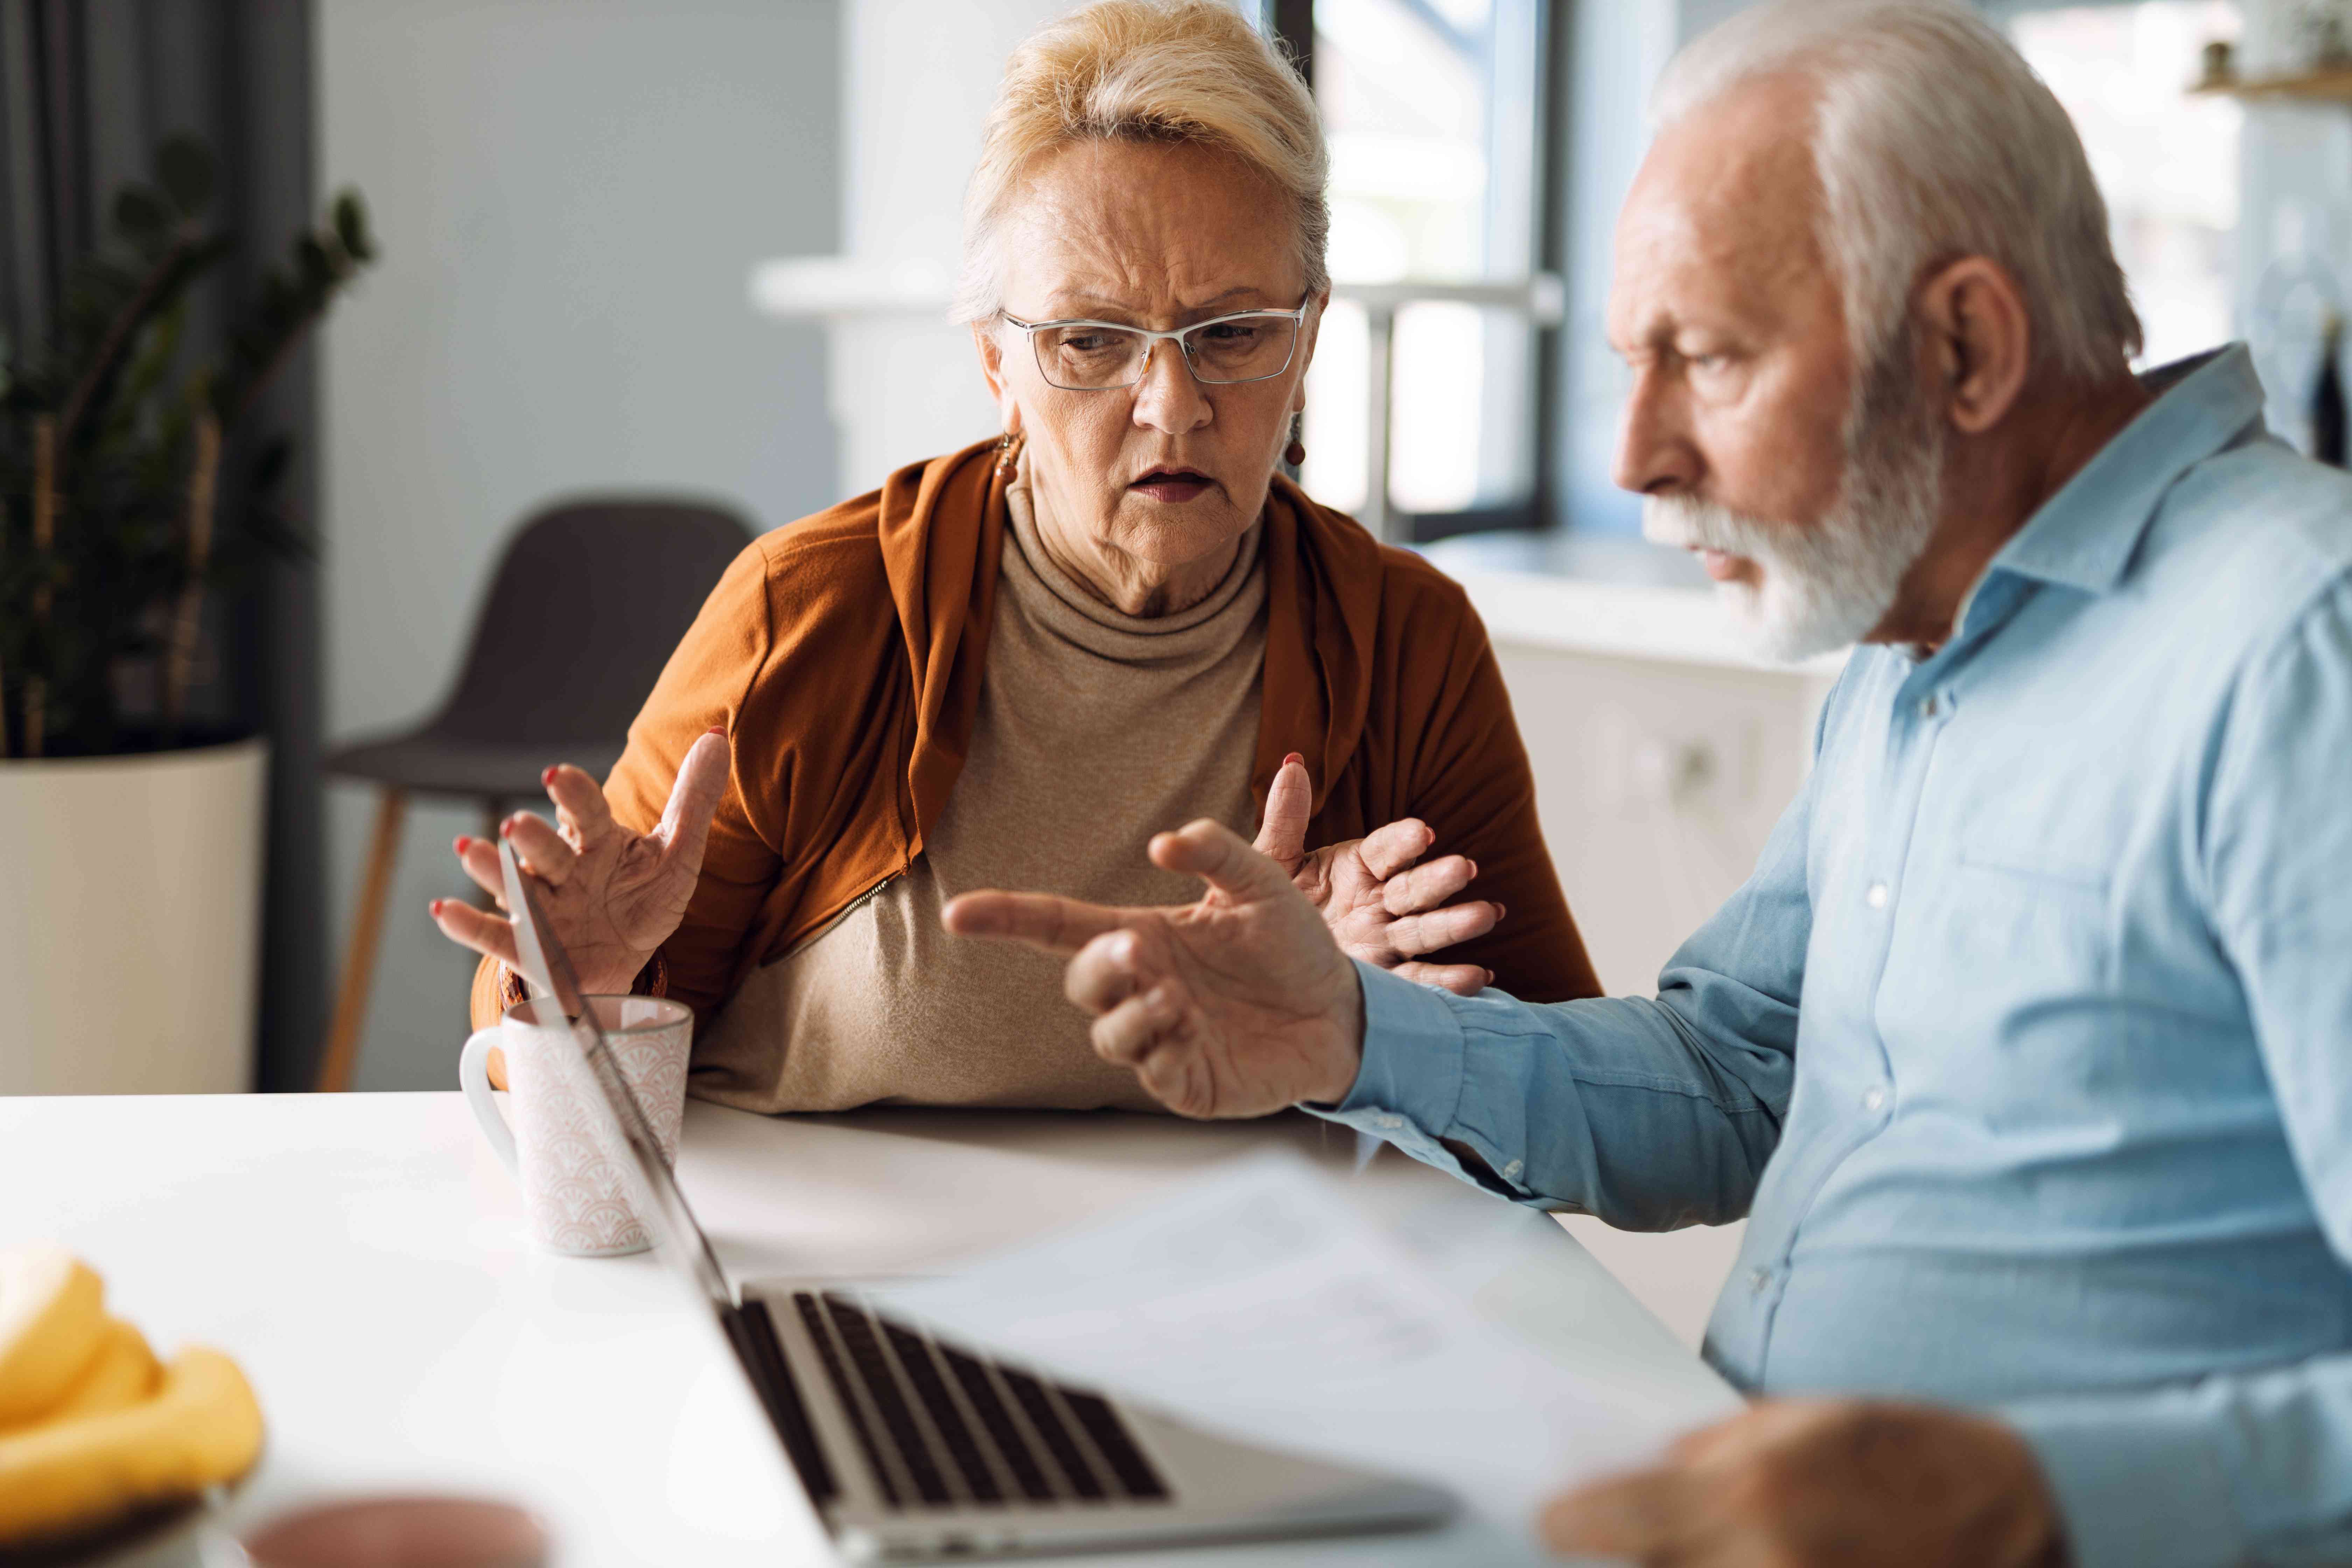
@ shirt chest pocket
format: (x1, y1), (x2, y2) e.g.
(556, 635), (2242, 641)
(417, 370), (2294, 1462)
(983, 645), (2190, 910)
(1942, 841), (2116, 996)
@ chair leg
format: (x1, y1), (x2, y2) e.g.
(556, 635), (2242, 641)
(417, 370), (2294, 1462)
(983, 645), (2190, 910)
(314, 788), (410, 1093)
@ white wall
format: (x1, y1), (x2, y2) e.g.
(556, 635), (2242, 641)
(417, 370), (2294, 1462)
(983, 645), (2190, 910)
(316, 0), (842, 1089)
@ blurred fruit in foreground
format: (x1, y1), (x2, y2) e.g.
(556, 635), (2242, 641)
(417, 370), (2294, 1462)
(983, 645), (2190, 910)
(0, 1244), (105, 1426)
(0, 1244), (264, 1547)
(46, 1317), (162, 1423)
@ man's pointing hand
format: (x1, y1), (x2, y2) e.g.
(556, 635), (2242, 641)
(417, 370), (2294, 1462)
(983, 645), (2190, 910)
(943, 818), (1366, 1117)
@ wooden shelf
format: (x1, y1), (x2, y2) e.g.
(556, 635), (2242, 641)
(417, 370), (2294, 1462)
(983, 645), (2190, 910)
(2192, 65), (2352, 103)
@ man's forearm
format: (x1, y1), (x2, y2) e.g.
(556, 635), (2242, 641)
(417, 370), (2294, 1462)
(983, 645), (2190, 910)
(1304, 962), (1789, 1227)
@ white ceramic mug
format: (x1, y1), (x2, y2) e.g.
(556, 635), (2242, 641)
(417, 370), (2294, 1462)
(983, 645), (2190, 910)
(459, 995), (693, 1256)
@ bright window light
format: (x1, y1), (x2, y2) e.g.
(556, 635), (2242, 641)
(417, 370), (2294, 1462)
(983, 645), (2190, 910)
(1301, 0), (1540, 527)
(2010, 2), (2243, 369)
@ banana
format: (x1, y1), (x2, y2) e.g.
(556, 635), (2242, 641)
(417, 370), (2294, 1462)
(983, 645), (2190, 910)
(0, 1347), (265, 1546)
(0, 1244), (106, 1427)
(40, 1317), (159, 1424)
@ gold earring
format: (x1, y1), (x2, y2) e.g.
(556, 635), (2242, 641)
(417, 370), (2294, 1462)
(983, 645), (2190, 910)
(1284, 413), (1306, 469)
(995, 429), (1022, 482)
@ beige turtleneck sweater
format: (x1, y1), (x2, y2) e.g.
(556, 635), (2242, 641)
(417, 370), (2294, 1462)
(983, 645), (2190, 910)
(688, 481), (1269, 1113)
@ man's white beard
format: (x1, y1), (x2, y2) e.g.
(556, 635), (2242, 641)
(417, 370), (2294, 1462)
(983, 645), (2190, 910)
(1642, 373), (1947, 663)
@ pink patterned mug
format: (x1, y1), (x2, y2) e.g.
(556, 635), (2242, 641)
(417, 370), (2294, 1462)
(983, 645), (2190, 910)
(458, 995), (692, 1256)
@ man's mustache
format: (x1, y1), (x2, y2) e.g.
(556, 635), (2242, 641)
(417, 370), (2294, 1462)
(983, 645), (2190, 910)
(1641, 494), (1787, 560)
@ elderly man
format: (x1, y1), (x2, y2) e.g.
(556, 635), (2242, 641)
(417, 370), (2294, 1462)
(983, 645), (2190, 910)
(944, 3), (2352, 1565)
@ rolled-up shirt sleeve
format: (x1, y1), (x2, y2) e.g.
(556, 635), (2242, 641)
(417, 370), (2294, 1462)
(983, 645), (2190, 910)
(1309, 725), (1816, 1230)
(2000, 573), (2352, 1568)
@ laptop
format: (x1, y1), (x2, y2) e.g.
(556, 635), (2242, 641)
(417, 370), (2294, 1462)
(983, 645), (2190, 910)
(494, 838), (1459, 1561)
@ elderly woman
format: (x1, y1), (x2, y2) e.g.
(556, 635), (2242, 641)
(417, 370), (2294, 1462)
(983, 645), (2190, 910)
(435, 0), (1600, 1113)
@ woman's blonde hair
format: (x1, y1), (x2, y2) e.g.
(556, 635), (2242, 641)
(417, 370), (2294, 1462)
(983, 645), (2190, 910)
(950, 0), (1329, 324)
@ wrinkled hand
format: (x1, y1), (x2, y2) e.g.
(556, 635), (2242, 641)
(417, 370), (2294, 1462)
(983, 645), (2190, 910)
(1252, 752), (1501, 996)
(430, 727), (733, 996)
(1540, 1399), (2068, 1568)
(943, 819), (1365, 1118)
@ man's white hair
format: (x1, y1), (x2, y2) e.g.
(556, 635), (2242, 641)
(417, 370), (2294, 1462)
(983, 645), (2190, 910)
(1653, 0), (2142, 384)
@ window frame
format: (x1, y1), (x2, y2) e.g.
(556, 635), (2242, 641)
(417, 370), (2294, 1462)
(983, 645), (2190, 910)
(1267, 0), (1568, 546)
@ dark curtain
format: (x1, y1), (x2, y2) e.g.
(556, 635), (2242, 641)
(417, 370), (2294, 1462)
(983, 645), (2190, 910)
(0, 0), (327, 1092)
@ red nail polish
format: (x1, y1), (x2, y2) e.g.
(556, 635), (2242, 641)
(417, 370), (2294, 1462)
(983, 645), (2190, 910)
(1284, 751), (1304, 768)
(542, 766), (557, 786)
(430, 899), (444, 916)
(455, 836), (471, 854)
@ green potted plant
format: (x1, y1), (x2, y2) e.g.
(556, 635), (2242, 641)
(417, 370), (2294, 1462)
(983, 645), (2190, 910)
(0, 134), (374, 1094)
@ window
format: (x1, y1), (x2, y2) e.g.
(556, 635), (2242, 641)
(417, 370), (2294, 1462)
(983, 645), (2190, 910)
(2005, 2), (2243, 368)
(1270, 0), (1556, 543)
(1270, 2), (2248, 547)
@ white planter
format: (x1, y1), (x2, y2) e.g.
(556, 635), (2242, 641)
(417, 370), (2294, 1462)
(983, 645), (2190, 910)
(0, 737), (267, 1094)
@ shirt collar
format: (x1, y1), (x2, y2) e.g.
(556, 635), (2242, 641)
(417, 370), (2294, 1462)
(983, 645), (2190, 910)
(1988, 344), (2266, 596)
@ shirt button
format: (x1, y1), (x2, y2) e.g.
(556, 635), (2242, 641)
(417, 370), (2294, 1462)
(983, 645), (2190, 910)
(1375, 1113), (1404, 1130)
(1862, 1086), (1888, 1113)
(1501, 1158), (1524, 1181)
(1865, 881), (1890, 910)
(1747, 1267), (1773, 1296)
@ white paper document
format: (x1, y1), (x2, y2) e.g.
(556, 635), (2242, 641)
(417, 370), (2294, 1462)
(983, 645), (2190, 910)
(871, 1151), (1681, 1551)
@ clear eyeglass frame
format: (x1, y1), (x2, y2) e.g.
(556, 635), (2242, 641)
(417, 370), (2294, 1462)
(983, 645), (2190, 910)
(999, 302), (1312, 391)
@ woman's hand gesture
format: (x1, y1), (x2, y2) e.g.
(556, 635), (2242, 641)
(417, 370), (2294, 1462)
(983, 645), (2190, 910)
(1250, 753), (1501, 996)
(430, 727), (733, 995)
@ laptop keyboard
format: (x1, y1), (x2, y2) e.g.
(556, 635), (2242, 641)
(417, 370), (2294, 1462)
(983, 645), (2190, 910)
(786, 1290), (1171, 1513)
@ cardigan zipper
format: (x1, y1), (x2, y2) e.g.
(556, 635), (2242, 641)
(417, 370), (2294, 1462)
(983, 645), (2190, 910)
(770, 869), (907, 967)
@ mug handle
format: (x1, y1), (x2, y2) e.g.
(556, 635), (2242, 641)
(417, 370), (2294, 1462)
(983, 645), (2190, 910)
(459, 1028), (519, 1176)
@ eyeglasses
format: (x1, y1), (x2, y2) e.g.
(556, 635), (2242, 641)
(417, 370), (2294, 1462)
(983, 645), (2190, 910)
(999, 302), (1310, 391)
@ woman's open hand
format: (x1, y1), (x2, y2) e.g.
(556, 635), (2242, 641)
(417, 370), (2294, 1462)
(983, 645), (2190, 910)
(429, 727), (733, 995)
(1251, 753), (1501, 996)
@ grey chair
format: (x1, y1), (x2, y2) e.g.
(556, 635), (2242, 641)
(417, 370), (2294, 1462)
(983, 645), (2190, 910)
(315, 498), (754, 1092)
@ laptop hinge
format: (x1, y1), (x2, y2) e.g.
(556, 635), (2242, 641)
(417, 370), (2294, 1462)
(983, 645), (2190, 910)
(723, 1297), (840, 1506)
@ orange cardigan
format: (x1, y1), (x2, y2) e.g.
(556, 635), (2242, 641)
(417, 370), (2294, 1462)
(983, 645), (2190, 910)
(473, 440), (1600, 1028)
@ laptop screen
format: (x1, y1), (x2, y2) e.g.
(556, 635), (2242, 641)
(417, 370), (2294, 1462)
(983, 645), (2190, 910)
(497, 838), (737, 1316)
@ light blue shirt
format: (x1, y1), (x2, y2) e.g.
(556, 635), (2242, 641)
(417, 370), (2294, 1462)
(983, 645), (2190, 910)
(1317, 346), (2352, 1568)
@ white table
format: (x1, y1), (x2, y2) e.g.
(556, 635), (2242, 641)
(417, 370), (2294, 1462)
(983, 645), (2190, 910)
(0, 1093), (1735, 1564)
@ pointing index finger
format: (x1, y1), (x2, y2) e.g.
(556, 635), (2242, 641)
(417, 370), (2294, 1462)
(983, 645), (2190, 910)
(1149, 819), (1292, 903)
(942, 890), (1128, 954)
